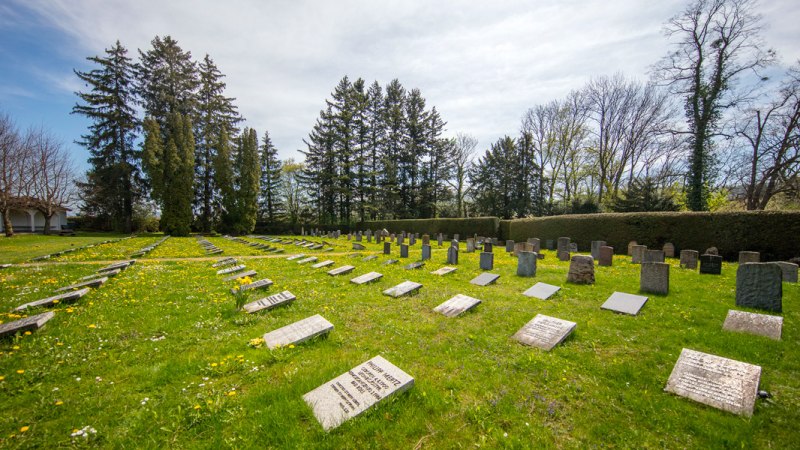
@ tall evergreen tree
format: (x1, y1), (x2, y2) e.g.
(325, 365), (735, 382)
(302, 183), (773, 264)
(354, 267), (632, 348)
(400, 88), (429, 217)
(235, 128), (260, 234)
(137, 35), (199, 128)
(381, 79), (406, 219)
(259, 130), (282, 222)
(300, 106), (338, 224)
(72, 40), (140, 232)
(213, 127), (236, 231)
(364, 81), (385, 220)
(419, 106), (450, 217)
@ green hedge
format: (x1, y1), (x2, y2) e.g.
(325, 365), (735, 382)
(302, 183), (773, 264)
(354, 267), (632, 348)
(357, 217), (500, 238)
(506, 211), (800, 261)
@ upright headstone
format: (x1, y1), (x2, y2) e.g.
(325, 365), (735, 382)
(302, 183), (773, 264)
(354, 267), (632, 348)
(466, 238), (476, 253)
(400, 244), (409, 258)
(680, 250), (699, 269)
(451, 239), (459, 250)
(568, 243), (578, 253)
(355, 233), (362, 242)
(735, 263), (782, 312)
(483, 242), (493, 253)
(699, 254), (722, 275)
(409, 235), (416, 246)
(421, 244), (431, 261)
(505, 240), (515, 253)
(705, 246), (719, 256)
(738, 251), (760, 264)
(453, 234), (460, 241)
(640, 262), (669, 295)
(643, 250), (665, 263)
(663, 243), (675, 258)
(557, 237), (570, 260)
(598, 246), (614, 267)
(513, 242), (527, 256)
(398, 235), (404, 246)
(422, 234), (430, 245)
(591, 241), (607, 260)
(437, 233), (443, 246)
(527, 238), (541, 253)
(479, 252), (493, 270)
(567, 255), (594, 284)
(627, 241), (638, 256)
(769, 261), (798, 283)
(512, 314), (576, 351)
(558, 250), (570, 262)
(722, 310), (782, 340)
(447, 246), (459, 265)
(517, 251), (537, 277)
(383, 242), (391, 255)
(631, 245), (647, 264)
(545, 239), (554, 250)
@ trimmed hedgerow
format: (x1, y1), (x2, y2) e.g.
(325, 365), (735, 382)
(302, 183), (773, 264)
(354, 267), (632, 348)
(506, 211), (800, 261)
(357, 217), (500, 238)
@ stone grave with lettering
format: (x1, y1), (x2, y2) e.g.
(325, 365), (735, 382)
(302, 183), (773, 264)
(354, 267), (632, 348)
(680, 250), (699, 269)
(243, 290), (296, 313)
(232, 278), (273, 294)
(664, 348), (761, 416)
(328, 265), (356, 276)
(598, 246), (614, 266)
(517, 251), (537, 277)
(434, 294), (481, 317)
(522, 282), (560, 300)
(513, 314), (576, 351)
(601, 292), (648, 315)
(421, 244), (431, 261)
(297, 256), (319, 264)
(631, 245), (646, 264)
(569, 243), (578, 253)
(591, 241), (606, 260)
(479, 252), (493, 270)
(663, 243), (675, 258)
(640, 262), (669, 295)
(351, 272), (383, 285)
(699, 254), (723, 275)
(80, 269), (121, 280)
(383, 281), (423, 298)
(735, 263), (782, 312)
(312, 260), (335, 269)
(224, 270), (257, 282)
(263, 314), (334, 349)
(431, 266), (457, 276)
(447, 247), (458, 265)
(738, 251), (760, 264)
(770, 261), (798, 283)
(404, 261), (425, 270)
(722, 310), (782, 340)
(302, 355), (414, 431)
(15, 288), (90, 311)
(567, 256), (594, 284)
(470, 273), (500, 286)
(0, 311), (56, 339)
(54, 277), (108, 293)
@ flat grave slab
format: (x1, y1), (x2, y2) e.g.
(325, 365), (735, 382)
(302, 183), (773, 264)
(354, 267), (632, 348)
(382, 259), (399, 265)
(431, 266), (457, 276)
(328, 265), (356, 276)
(212, 257), (237, 268)
(217, 264), (246, 275)
(601, 292), (649, 315)
(97, 260), (135, 272)
(223, 270), (258, 282)
(311, 260), (335, 269)
(362, 255), (378, 262)
(513, 314), (576, 351)
(15, 288), (91, 311)
(350, 272), (383, 285)
(297, 256), (318, 264)
(522, 283), (561, 300)
(263, 314), (334, 349)
(81, 268), (121, 280)
(232, 278), (273, 294)
(242, 290), (296, 314)
(404, 261), (425, 270)
(433, 294), (481, 317)
(664, 348), (761, 416)
(287, 254), (306, 261)
(383, 281), (422, 298)
(54, 277), (108, 293)
(0, 311), (56, 339)
(470, 273), (500, 286)
(722, 310), (782, 340)
(207, 249), (224, 255)
(0, 264), (13, 269)
(303, 355), (414, 431)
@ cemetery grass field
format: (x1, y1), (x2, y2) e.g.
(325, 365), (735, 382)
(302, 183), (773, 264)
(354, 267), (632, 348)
(0, 235), (798, 448)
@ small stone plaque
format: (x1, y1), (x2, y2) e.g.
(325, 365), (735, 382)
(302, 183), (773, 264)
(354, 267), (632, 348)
(54, 277), (108, 292)
(328, 265), (355, 276)
(263, 314), (334, 349)
(470, 273), (500, 286)
(297, 256), (319, 264)
(242, 290), (296, 313)
(312, 260), (335, 269)
(382, 259), (399, 265)
(232, 278), (273, 293)
(211, 257), (237, 268)
(601, 292), (648, 315)
(404, 261), (425, 270)
(522, 282), (561, 300)
(433, 294), (481, 317)
(362, 255), (378, 262)
(513, 314), (576, 351)
(722, 310), (782, 340)
(223, 270), (258, 282)
(217, 264), (246, 275)
(664, 348), (761, 416)
(383, 281), (422, 297)
(303, 355), (414, 431)
(287, 254), (306, 261)
(15, 288), (91, 311)
(207, 249), (224, 255)
(431, 266), (456, 276)
(351, 272), (383, 285)
(0, 311), (56, 339)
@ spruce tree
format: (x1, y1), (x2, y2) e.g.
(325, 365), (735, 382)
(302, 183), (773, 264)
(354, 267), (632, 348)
(381, 79), (406, 218)
(300, 106), (337, 225)
(259, 130), (282, 223)
(137, 35), (199, 128)
(213, 128), (236, 232)
(364, 81), (385, 220)
(235, 128), (260, 234)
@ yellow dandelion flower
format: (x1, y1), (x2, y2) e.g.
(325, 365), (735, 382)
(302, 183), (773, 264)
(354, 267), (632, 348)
(0, 376), (5, 381)
(227, 391), (237, 396)
(56, 342), (63, 346)
(193, 404), (201, 410)
(12, 345), (19, 350)
(24, 331), (31, 336)
(288, 344), (295, 349)
(16, 369), (24, 374)
(210, 363), (218, 367)
(20, 426), (29, 432)
(53, 299), (59, 304)
(87, 324), (96, 329)
(55, 400), (63, 406)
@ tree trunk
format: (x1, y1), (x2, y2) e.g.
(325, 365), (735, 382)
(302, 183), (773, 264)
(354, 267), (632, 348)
(2, 207), (13, 237)
(42, 213), (53, 235)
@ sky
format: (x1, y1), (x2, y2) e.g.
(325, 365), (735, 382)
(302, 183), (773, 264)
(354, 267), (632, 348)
(1, 0), (798, 173)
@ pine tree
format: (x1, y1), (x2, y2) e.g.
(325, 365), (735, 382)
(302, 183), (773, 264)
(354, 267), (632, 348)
(213, 127), (236, 231)
(419, 106), (450, 217)
(350, 78), (370, 223)
(137, 35), (199, 128)
(381, 79), (406, 219)
(364, 81), (385, 220)
(610, 177), (679, 212)
(72, 40), (141, 232)
(235, 128), (260, 234)
(328, 76), (355, 225)
(300, 106), (338, 225)
(259, 130), (282, 222)
(400, 88), (428, 217)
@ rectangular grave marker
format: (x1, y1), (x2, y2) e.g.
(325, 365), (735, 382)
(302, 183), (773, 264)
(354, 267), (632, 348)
(404, 261), (425, 270)
(242, 290), (296, 313)
(263, 314), (334, 349)
(328, 265), (356, 276)
(297, 256), (319, 264)
(513, 314), (576, 351)
(699, 254), (722, 274)
(431, 266), (457, 276)
(312, 260), (335, 269)
(434, 294), (481, 317)
(0, 311), (56, 339)
(382, 259), (399, 265)
(217, 265), (246, 275)
(287, 254), (306, 261)
(722, 310), (782, 340)
(223, 270), (258, 282)
(522, 282), (561, 300)
(80, 269), (120, 280)
(54, 277), (108, 292)
(601, 292), (648, 315)
(15, 288), (91, 311)
(232, 278), (273, 294)
(362, 255), (378, 262)
(470, 273), (499, 286)
(350, 272), (383, 285)
(735, 263), (782, 312)
(383, 281), (422, 297)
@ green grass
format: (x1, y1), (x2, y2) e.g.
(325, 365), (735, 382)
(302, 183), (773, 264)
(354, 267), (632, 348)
(0, 233), (129, 263)
(0, 236), (797, 448)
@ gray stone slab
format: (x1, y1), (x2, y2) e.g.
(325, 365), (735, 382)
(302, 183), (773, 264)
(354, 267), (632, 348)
(591, 241), (606, 260)
(663, 243), (675, 258)
(770, 261), (798, 283)
(598, 246), (614, 266)
(513, 314), (576, 351)
(383, 281), (422, 297)
(738, 251), (760, 264)
(54, 277), (108, 292)
(242, 290), (296, 314)
(640, 262), (669, 295)
(211, 257), (237, 268)
(722, 310), (782, 340)
(223, 270), (258, 282)
(328, 265), (355, 276)
(517, 251), (537, 277)
(631, 245), (647, 264)
(643, 250), (665, 263)
(312, 260), (335, 269)
(431, 266), (457, 276)
(470, 273), (500, 286)
(303, 355), (414, 431)
(81, 268), (120, 280)
(601, 292), (649, 315)
(479, 252), (493, 270)
(664, 348), (761, 417)
(15, 288), (91, 311)
(362, 255), (378, 262)
(0, 311), (56, 339)
(352, 243), (366, 251)
(297, 256), (319, 264)
(350, 271), (383, 285)
(232, 278), (273, 293)
(404, 261), (425, 270)
(382, 259), (399, 265)
(567, 255), (594, 284)
(217, 264), (246, 275)
(434, 294), (481, 317)
(97, 260), (135, 272)
(735, 263), (782, 312)
(287, 254), (306, 261)
(207, 249), (224, 255)
(263, 314), (334, 349)
(522, 282), (561, 300)
(680, 250), (699, 269)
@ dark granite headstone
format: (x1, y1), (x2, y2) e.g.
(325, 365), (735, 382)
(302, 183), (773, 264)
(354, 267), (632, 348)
(483, 242), (493, 253)
(400, 244), (409, 258)
(383, 242), (391, 255)
(735, 263), (782, 312)
(699, 254), (722, 275)
(567, 255), (594, 284)
(517, 251), (537, 277)
(545, 239), (554, 250)
(479, 252), (493, 270)
(769, 261), (798, 283)
(447, 246), (458, 265)
(421, 244), (431, 261)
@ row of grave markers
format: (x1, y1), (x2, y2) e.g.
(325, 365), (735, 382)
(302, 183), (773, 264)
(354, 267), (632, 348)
(27, 236), (133, 262)
(131, 236), (169, 258)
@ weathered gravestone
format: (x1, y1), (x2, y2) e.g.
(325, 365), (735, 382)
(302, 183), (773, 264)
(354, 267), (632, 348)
(700, 254), (723, 275)
(527, 238), (541, 253)
(98, 260), (135, 272)
(0, 311), (55, 339)
(409, 235), (416, 246)
(483, 242), (493, 253)
(722, 310), (782, 340)
(350, 272), (383, 285)
(545, 239), (554, 250)
(466, 238), (475, 253)
(769, 261), (798, 283)
(704, 246), (719, 256)
(664, 348), (761, 417)
(286, 254), (306, 261)
(263, 314), (334, 349)
(243, 291), (296, 314)
(352, 243), (366, 251)
(631, 245), (647, 264)
(15, 288), (90, 311)
(627, 241), (638, 256)
(569, 243), (578, 253)
(297, 256), (318, 264)
(382, 259), (399, 265)
(422, 234), (430, 245)
(312, 260), (335, 269)
(383, 242), (391, 255)
(558, 250), (571, 262)
(447, 246), (459, 265)
(400, 244), (409, 258)
(421, 245), (431, 261)
(362, 255), (378, 262)
(328, 265), (356, 276)
(505, 240), (515, 253)
(303, 355), (414, 431)
(80, 269), (120, 280)
(224, 270), (257, 282)
(643, 250), (665, 263)
(232, 278), (273, 294)
(738, 251), (760, 264)
(522, 282), (560, 300)
(735, 263), (782, 312)
(601, 292), (648, 315)
(437, 234), (443, 246)
(557, 237), (570, 260)
(513, 314), (576, 351)
(434, 294), (481, 317)
(517, 251), (537, 277)
(479, 252), (493, 270)
(640, 262), (669, 295)
(598, 246), (614, 266)
(431, 266), (457, 276)
(567, 256), (594, 284)
(591, 241), (607, 260)
(470, 273), (500, 286)
(663, 243), (675, 258)
(404, 261), (425, 270)
(680, 250), (699, 269)
(383, 281), (423, 297)
(54, 277), (108, 292)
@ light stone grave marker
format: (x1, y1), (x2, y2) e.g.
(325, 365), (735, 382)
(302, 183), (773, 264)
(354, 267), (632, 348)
(0, 311), (56, 339)
(735, 263), (782, 312)
(353, 243), (366, 251)
(328, 265), (355, 276)
(98, 260), (135, 272)
(312, 260), (335, 269)
(517, 251), (537, 277)
(663, 243), (675, 258)
(601, 292), (648, 315)
(640, 262), (669, 295)
(243, 290), (296, 313)
(303, 355), (414, 431)
(362, 255), (378, 262)
(382, 259), (399, 265)
(513, 314), (576, 351)
(287, 254), (306, 261)
(404, 261), (425, 270)
(224, 270), (258, 282)
(232, 278), (273, 293)
(383, 281), (422, 297)
(297, 256), (319, 264)
(80, 268), (120, 280)
(15, 288), (91, 311)
(680, 250), (699, 269)
(434, 294), (481, 317)
(643, 250), (665, 263)
(350, 272), (383, 285)
(722, 310), (782, 340)
(738, 251), (760, 264)
(598, 246), (613, 266)
(591, 241), (606, 260)
(522, 282), (560, 300)
(470, 273), (499, 286)
(770, 261), (798, 283)
(664, 348), (761, 416)
(431, 266), (457, 276)
(631, 245), (647, 264)
(263, 314), (334, 349)
(217, 264), (246, 275)
(54, 277), (108, 292)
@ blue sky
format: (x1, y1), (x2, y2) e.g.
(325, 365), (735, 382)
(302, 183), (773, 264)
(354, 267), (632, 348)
(1, 0), (798, 175)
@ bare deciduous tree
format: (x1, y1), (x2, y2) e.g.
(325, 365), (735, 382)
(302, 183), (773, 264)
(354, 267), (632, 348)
(445, 133), (477, 217)
(0, 113), (30, 236)
(29, 127), (76, 234)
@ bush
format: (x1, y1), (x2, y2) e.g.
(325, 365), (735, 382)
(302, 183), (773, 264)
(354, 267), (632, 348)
(506, 211), (800, 261)
(357, 217), (500, 238)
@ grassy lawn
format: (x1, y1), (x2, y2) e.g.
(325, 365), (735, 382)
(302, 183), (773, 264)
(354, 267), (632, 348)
(0, 236), (797, 448)
(0, 233), (130, 264)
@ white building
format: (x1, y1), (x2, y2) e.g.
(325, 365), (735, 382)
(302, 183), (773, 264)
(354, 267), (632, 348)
(0, 199), (69, 233)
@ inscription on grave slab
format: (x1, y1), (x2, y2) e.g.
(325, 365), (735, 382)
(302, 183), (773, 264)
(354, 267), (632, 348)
(217, 264), (246, 275)
(15, 288), (91, 311)
(243, 291), (296, 313)
(0, 311), (56, 339)
(513, 314), (576, 351)
(54, 277), (108, 292)
(431, 266), (457, 276)
(263, 314), (334, 349)
(212, 257), (237, 268)
(699, 254), (722, 275)
(601, 292), (648, 315)
(522, 282), (561, 300)
(223, 270), (258, 282)
(382, 281), (422, 297)
(470, 273), (500, 286)
(328, 265), (356, 276)
(312, 260), (335, 269)
(722, 310), (782, 340)
(350, 272), (383, 285)
(81, 269), (120, 280)
(664, 348), (761, 416)
(232, 278), (273, 293)
(434, 294), (481, 317)
(303, 355), (414, 431)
